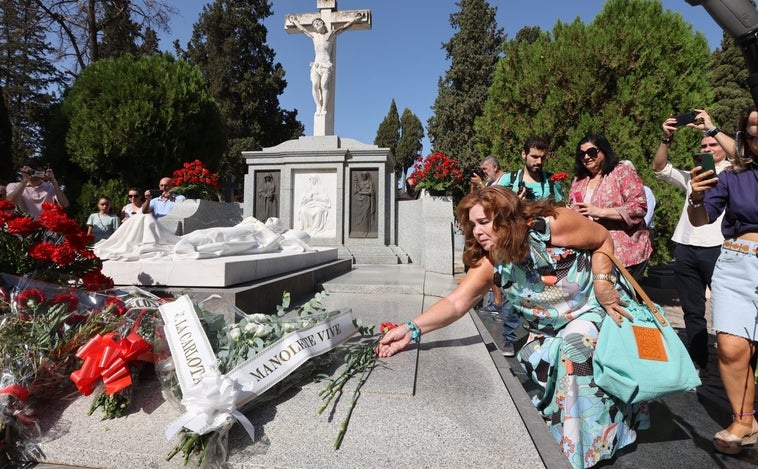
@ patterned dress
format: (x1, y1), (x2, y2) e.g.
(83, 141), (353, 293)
(495, 217), (649, 469)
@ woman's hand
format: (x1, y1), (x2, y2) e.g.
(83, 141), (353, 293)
(594, 280), (631, 326)
(688, 166), (718, 199)
(573, 202), (598, 220)
(376, 324), (412, 358)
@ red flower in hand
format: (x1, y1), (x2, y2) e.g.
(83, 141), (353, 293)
(380, 322), (399, 334)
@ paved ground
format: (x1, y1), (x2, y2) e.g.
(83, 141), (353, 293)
(26, 264), (758, 469)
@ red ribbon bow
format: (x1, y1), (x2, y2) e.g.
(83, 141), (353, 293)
(0, 383), (29, 402)
(70, 312), (154, 396)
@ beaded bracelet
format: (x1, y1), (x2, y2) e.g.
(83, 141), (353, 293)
(406, 321), (421, 342)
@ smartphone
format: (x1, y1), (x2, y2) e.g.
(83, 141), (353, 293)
(149, 189), (162, 198)
(674, 110), (698, 127)
(572, 191), (584, 203)
(693, 152), (716, 175)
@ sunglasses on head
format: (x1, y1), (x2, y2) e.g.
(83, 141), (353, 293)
(577, 147), (600, 159)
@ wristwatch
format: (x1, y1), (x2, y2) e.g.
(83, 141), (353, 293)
(593, 273), (617, 283)
(705, 127), (721, 138)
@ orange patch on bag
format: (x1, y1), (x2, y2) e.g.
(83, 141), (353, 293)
(631, 325), (668, 362)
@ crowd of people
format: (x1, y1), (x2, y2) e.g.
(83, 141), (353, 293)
(390, 108), (757, 467)
(1, 165), (185, 246)
(4, 107), (758, 467)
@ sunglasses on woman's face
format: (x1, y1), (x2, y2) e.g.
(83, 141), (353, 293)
(577, 147), (600, 159)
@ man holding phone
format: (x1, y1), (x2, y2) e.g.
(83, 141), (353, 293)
(6, 159), (69, 219)
(652, 109), (732, 374)
(148, 176), (186, 218)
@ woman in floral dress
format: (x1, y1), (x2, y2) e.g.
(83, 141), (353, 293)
(377, 186), (648, 468)
(568, 134), (652, 280)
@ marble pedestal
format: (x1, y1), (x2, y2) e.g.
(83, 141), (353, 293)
(100, 248), (351, 314)
(242, 136), (395, 248)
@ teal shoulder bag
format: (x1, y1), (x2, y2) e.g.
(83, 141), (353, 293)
(592, 249), (702, 404)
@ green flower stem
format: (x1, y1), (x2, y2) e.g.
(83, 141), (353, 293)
(318, 336), (382, 449)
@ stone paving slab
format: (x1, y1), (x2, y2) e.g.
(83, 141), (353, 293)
(32, 265), (547, 469)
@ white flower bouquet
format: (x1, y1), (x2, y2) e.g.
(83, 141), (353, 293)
(156, 292), (360, 467)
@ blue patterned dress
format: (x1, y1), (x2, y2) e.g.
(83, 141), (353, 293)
(495, 217), (649, 469)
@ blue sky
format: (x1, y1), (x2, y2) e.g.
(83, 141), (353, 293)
(160, 1), (725, 155)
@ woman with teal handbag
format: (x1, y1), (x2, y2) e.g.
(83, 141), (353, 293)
(378, 186), (650, 469)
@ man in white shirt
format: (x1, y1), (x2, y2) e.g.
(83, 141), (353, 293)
(653, 111), (731, 373)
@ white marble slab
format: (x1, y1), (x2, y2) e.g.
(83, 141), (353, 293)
(101, 247), (338, 287)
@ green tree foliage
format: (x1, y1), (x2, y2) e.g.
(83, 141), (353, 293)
(374, 99), (400, 157)
(396, 108), (424, 181)
(99, 0), (161, 59)
(477, 0), (712, 265)
(179, 0), (303, 184)
(709, 32), (752, 134)
(0, 0), (63, 166)
(427, 0), (504, 170)
(62, 53), (226, 193)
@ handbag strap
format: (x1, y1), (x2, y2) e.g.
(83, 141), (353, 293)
(594, 248), (668, 327)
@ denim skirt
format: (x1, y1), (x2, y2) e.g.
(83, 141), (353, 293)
(710, 238), (758, 341)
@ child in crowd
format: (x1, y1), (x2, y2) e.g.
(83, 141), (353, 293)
(86, 196), (120, 243)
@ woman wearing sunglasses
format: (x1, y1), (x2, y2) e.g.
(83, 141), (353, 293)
(568, 134), (652, 280)
(119, 188), (144, 221)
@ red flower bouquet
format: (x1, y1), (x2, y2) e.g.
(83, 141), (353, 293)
(171, 159), (221, 201)
(0, 200), (112, 289)
(0, 275), (144, 466)
(408, 152), (464, 196)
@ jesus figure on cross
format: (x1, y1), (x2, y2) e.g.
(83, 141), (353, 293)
(288, 12), (364, 115)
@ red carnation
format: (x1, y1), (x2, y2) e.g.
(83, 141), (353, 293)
(29, 241), (56, 260)
(6, 217), (41, 235)
(51, 292), (80, 312)
(550, 171), (570, 182)
(380, 322), (399, 334)
(16, 288), (46, 310)
(82, 271), (114, 292)
(103, 296), (127, 316)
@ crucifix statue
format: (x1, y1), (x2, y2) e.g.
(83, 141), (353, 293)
(286, 0), (371, 136)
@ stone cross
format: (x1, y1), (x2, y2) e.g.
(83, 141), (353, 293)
(286, 0), (371, 136)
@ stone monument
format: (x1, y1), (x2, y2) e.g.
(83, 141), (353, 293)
(285, 0), (371, 136)
(243, 1), (403, 264)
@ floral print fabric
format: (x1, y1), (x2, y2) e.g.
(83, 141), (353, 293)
(495, 217), (649, 468)
(568, 163), (652, 268)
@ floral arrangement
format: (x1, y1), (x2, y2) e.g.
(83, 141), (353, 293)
(407, 152), (464, 196)
(170, 159), (221, 201)
(549, 171), (571, 204)
(0, 200), (113, 289)
(0, 276), (139, 466)
(157, 291), (370, 466)
(71, 291), (164, 420)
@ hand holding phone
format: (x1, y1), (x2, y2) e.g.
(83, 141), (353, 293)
(674, 110), (698, 127)
(693, 152), (716, 176)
